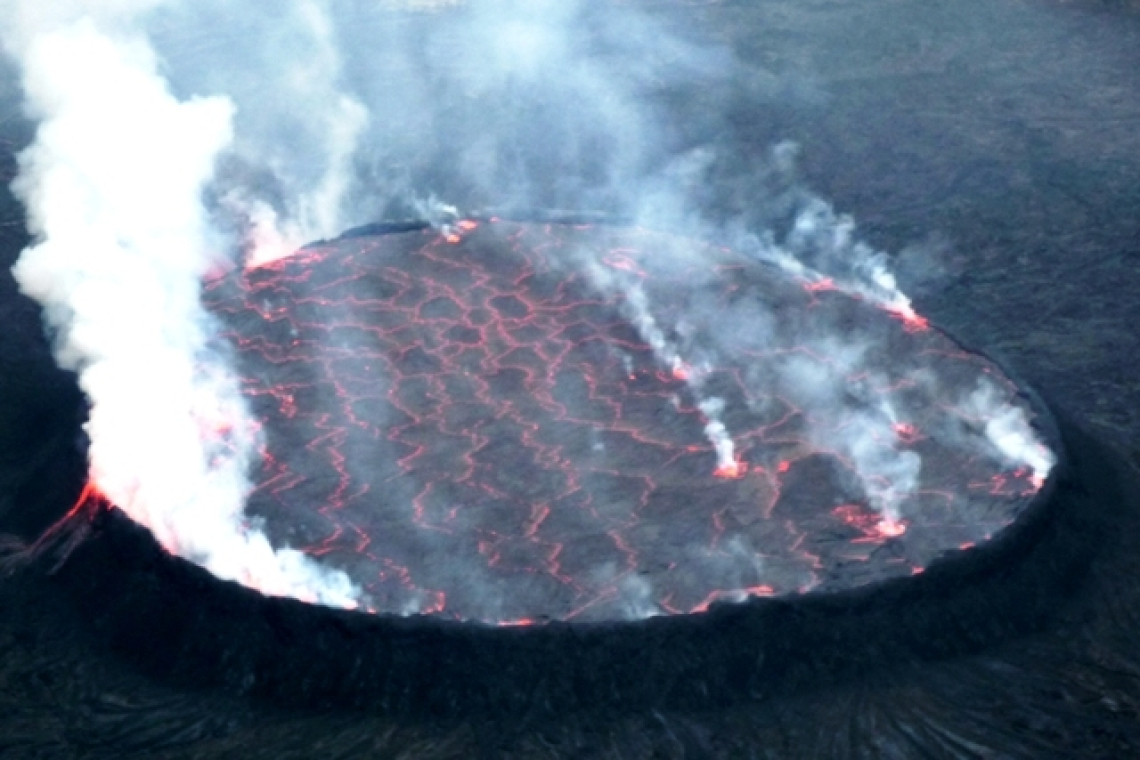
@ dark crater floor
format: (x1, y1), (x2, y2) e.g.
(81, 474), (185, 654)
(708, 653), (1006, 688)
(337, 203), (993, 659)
(201, 219), (1049, 623)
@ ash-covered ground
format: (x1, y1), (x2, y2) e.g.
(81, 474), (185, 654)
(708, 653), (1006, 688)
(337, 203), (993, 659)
(1, 0), (1140, 758)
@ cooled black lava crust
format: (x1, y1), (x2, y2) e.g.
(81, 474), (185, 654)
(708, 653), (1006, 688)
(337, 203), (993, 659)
(35, 217), (1070, 719)
(200, 219), (1049, 623)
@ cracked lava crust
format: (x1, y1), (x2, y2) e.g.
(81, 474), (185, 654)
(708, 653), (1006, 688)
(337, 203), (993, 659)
(200, 219), (1049, 624)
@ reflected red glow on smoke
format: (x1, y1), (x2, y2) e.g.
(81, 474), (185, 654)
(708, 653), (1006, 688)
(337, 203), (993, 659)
(690, 583), (776, 614)
(803, 277), (837, 293)
(893, 422), (921, 444)
(199, 221), (1047, 622)
(66, 480), (102, 523)
(888, 304), (931, 333)
(713, 460), (747, 479)
(832, 504), (908, 542)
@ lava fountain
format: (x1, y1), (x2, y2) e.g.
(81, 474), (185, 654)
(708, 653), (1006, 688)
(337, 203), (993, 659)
(197, 218), (1055, 624)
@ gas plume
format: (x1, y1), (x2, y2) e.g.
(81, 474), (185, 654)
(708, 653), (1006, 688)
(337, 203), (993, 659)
(1, 0), (1055, 615)
(2, 4), (360, 607)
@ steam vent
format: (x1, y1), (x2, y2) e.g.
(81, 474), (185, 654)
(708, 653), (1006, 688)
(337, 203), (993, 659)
(201, 219), (1056, 625)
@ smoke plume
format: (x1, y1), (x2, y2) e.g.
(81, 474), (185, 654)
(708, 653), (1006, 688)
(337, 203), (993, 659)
(1, 0), (1055, 615)
(2, 3), (359, 607)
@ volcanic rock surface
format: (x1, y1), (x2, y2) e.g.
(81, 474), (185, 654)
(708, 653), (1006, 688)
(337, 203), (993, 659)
(203, 220), (1049, 622)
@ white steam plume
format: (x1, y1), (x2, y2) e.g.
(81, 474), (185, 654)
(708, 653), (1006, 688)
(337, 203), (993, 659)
(1, 0), (1057, 621)
(963, 380), (1056, 486)
(173, 0), (370, 268)
(4, 11), (359, 607)
(775, 339), (921, 524)
(586, 260), (741, 476)
(743, 189), (927, 327)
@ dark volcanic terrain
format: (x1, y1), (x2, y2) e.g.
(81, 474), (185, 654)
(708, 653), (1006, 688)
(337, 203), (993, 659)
(2, 1), (1140, 757)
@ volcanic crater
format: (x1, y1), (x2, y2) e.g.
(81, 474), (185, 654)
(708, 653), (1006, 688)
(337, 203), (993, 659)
(201, 218), (1054, 624)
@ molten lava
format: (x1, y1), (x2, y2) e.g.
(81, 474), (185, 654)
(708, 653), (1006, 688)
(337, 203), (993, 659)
(713, 460), (747, 479)
(198, 220), (1049, 623)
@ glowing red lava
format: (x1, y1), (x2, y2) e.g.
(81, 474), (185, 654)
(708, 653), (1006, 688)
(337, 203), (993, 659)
(201, 220), (1048, 623)
(713, 461), (747, 479)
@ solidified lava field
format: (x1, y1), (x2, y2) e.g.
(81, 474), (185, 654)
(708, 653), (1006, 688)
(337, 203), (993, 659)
(202, 220), (1049, 624)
